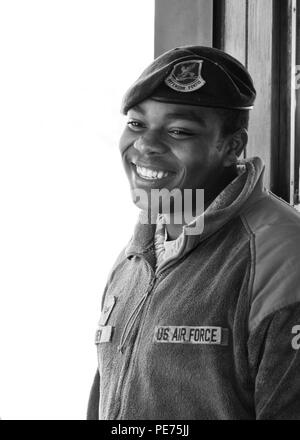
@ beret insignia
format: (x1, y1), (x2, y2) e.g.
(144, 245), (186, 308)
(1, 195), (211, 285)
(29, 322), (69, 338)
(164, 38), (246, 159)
(165, 60), (206, 93)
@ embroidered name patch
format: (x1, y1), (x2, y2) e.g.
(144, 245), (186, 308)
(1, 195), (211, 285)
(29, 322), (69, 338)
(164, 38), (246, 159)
(154, 326), (229, 346)
(95, 325), (114, 344)
(165, 60), (206, 93)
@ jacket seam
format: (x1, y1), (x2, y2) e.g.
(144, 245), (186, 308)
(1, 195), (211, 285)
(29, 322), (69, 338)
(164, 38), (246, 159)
(240, 214), (256, 320)
(240, 211), (300, 332)
(249, 299), (300, 334)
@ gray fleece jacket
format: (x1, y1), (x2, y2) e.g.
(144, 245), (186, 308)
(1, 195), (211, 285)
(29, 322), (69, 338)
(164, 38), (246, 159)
(87, 157), (300, 420)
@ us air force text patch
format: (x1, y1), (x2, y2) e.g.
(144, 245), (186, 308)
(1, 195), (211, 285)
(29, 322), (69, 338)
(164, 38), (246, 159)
(154, 326), (229, 346)
(165, 60), (206, 93)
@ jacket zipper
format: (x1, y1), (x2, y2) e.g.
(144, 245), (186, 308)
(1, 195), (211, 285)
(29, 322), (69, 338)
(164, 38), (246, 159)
(117, 274), (157, 354)
(112, 259), (158, 419)
(117, 252), (185, 355)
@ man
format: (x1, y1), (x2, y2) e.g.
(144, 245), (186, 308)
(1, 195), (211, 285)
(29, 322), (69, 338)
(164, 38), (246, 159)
(87, 46), (300, 420)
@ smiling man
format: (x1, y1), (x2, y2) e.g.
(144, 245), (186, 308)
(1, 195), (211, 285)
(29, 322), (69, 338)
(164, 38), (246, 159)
(88, 46), (300, 420)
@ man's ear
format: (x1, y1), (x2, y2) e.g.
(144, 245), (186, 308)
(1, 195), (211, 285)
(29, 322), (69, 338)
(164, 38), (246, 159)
(222, 128), (248, 167)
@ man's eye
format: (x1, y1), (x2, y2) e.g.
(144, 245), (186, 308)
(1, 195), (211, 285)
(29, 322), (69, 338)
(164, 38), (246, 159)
(127, 120), (145, 131)
(168, 129), (194, 138)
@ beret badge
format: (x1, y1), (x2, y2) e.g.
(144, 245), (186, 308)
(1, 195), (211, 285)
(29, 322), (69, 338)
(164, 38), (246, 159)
(165, 60), (206, 93)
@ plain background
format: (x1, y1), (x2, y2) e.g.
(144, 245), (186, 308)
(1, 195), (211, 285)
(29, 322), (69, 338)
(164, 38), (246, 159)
(0, 0), (154, 420)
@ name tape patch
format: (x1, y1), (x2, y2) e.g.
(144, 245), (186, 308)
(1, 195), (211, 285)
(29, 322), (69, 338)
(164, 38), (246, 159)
(95, 325), (114, 344)
(154, 326), (229, 346)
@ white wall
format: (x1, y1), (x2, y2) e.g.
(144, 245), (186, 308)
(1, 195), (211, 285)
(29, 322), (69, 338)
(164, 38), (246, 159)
(0, 0), (154, 420)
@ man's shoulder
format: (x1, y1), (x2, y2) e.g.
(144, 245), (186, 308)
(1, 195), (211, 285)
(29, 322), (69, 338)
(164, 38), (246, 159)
(241, 189), (300, 236)
(240, 191), (300, 331)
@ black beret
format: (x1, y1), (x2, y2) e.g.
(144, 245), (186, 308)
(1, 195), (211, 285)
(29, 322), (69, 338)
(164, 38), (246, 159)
(121, 45), (256, 114)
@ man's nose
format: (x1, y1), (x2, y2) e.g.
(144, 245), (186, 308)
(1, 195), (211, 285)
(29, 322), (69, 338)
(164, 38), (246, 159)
(133, 133), (168, 155)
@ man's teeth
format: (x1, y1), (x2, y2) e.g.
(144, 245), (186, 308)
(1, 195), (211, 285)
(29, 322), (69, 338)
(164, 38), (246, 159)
(136, 166), (169, 180)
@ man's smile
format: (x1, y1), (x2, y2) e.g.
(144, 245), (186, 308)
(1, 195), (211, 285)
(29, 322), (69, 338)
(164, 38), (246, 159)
(127, 158), (182, 190)
(135, 165), (169, 180)
(131, 160), (176, 181)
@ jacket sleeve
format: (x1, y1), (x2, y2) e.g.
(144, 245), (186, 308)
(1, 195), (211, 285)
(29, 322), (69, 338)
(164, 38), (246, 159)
(86, 284), (108, 420)
(87, 369), (100, 420)
(248, 303), (300, 419)
(86, 246), (128, 420)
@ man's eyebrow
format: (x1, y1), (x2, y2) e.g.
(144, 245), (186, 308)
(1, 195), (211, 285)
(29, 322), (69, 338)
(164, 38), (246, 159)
(128, 106), (206, 125)
(164, 111), (206, 125)
(129, 105), (145, 115)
